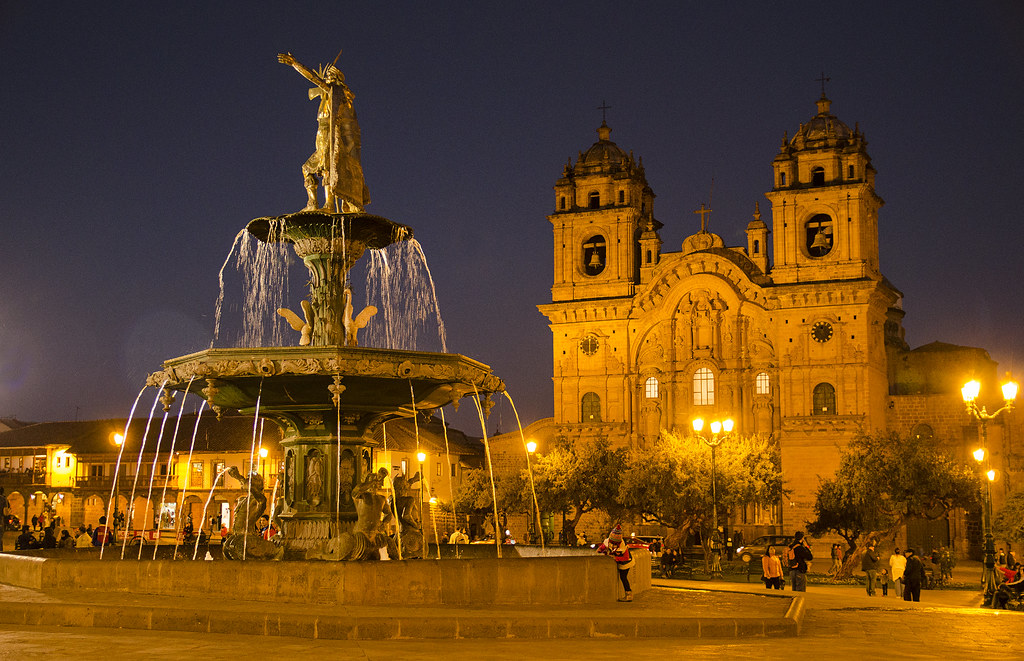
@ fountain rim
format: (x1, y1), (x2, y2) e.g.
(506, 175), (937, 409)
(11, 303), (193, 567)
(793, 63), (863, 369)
(245, 210), (414, 249)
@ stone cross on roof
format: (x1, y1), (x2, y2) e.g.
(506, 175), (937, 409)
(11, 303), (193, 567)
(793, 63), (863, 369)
(694, 203), (712, 234)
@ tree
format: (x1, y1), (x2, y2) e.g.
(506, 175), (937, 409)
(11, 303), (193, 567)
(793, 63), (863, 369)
(452, 467), (527, 538)
(618, 431), (783, 555)
(993, 488), (1024, 544)
(528, 436), (626, 544)
(807, 432), (980, 577)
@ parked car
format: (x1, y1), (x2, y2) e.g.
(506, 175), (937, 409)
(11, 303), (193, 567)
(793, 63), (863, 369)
(625, 535), (650, 550)
(629, 535), (664, 555)
(736, 535), (796, 563)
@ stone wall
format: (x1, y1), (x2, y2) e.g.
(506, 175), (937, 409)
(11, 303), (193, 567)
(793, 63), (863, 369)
(0, 549), (650, 606)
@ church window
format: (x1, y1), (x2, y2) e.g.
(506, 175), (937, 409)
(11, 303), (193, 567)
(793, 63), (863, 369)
(811, 166), (825, 185)
(588, 191), (600, 208)
(559, 196), (566, 210)
(693, 368), (715, 406)
(847, 164), (855, 178)
(618, 190), (625, 204)
(582, 236), (606, 275)
(646, 249), (652, 263)
(645, 377), (659, 398)
(805, 214), (834, 257)
(779, 172), (786, 186)
(911, 423), (934, 441)
(581, 392), (601, 422)
(752, 240), (760, 254)
(755, 372), (770, 395)
(812, 383), (836, 415)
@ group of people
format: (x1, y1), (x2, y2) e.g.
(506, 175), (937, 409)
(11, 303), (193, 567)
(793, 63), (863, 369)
(758, 534), (932, 601)
(13, 515), (115, 551)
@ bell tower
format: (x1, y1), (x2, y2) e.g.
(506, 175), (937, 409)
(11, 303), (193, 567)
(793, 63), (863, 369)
(550, 122), (659, 302)
(764, 94), (883, 285)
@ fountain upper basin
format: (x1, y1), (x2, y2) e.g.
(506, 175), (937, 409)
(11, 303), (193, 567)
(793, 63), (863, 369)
(149, 345), (504, 419)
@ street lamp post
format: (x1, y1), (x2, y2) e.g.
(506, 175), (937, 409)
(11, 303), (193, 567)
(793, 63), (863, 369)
(524, 440), (544, 549)
(962, 378), (1018, 608)
(417, 451), (427, 555)
(692, 417), (734, 579)
(112, 433), (124, 531)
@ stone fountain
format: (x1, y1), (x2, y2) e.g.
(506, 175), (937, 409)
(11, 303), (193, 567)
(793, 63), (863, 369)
(146, 52), (503, 560)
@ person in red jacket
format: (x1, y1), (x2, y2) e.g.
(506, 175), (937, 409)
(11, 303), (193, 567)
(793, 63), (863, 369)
(598, 524), (635, 602)
(92, 516), (114, 547)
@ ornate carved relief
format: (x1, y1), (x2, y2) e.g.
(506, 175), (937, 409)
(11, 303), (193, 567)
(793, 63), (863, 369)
(305, 449), (325, 506)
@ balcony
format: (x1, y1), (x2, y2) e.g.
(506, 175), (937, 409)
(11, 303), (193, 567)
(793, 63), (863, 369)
(0, 469), (47, 487)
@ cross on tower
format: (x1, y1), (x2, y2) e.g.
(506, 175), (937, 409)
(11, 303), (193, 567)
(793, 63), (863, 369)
(597, 100), (611, 123)
(816, 71), (831, 97)
(694, 203), (712, 233)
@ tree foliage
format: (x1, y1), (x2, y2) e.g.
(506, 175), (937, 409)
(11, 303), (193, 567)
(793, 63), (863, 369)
(529, 436), (627, 531)
(618, 431), (784, 546)
(807, 432), (980, 576)
(993, 488), (1024, 543)
(452, 467), (526, 517)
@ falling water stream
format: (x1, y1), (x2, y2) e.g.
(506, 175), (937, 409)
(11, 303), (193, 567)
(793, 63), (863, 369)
(472, 386), (501, 559)
(503, 392), (545, 551)
(242, 387), (264, 561)
(101, 385), (149, 559)
(120, 381), (168, 560)
(194, 466), (232, 560)
(171, 399), (208, 560)
(151, 377), (195, 559)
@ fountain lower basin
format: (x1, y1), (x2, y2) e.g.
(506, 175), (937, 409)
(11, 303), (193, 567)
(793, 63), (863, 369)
(0, 550), (650, 606)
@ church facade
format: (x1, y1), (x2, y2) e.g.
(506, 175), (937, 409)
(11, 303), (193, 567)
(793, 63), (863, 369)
(533, 94), (1005, 546)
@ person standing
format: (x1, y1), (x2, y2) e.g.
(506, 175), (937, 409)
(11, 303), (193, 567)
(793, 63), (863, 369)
(889, 547), (906, 598)
(862, 540), (880, 596)
(762, 545), (785, 590)
(787, 531), (814, 592)
(92, 516), (114, 547)
(598, 524), (635, 602)
(903, 548), (927, 602)
(0, 487), (7, 552)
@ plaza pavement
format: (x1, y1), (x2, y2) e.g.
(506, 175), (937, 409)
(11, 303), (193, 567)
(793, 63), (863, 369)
(0, 529), (1021, 660)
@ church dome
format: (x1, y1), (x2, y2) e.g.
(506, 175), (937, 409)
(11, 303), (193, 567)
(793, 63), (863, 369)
(580, 122), (628, 164)
(572, 122), (639, 176)
(787, 95), (862, 152)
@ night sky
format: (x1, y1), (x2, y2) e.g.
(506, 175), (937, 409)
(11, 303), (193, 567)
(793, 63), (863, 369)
(1, 2), (1022, 432)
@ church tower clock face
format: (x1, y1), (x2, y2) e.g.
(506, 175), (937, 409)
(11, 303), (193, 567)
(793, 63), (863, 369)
(580, 335), (600, 355)
(811, 321), (834, 343)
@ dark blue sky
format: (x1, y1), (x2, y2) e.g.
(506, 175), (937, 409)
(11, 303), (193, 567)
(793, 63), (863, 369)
(1, 2), (1022, 430)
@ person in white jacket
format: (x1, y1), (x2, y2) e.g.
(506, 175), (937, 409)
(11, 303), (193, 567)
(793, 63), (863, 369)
(890, 547), (907, 597)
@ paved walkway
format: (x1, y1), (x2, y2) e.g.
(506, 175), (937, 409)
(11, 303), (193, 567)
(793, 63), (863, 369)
(0, 552), (1020, 659)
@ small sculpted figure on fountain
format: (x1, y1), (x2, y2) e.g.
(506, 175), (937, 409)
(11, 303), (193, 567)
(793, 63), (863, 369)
(222, 466), (284, 561)
(278, 51), (369, 213)
(393, 470), (424, 558)
(308, 467), (393, 561)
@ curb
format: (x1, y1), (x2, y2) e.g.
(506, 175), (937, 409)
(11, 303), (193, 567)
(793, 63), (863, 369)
(0, 600), (799, 640)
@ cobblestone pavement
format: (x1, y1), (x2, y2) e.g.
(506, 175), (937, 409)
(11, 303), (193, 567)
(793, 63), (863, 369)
(0, 545), (1020, 660)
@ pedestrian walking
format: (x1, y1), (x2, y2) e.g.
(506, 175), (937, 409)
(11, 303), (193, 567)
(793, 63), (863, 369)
(862, 540), (880, 596)
(903, 548), (927, 602)
(890, 547), (906, 597)
(0, 487), (7, 552)
(787, 531), (813, 592)
(829, 543), (844, 577)
(597, 524), (635, 602)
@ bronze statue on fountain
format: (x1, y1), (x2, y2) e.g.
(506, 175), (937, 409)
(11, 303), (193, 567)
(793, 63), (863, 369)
(148, 50), (503, 560)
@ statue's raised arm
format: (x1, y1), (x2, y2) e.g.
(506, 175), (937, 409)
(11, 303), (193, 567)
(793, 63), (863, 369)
(277, 50), (370, 214)
(277, 52), (328, 91)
